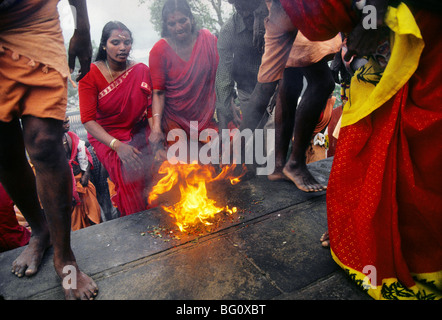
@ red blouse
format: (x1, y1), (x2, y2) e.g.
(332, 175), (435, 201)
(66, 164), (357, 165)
(149, 39), (189, 91)
(78, 63), (110, 123)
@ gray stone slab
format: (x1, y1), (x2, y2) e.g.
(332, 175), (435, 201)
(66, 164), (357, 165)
(227, 196), (337, 293)
(275, 270), (372, 300)
(32, 236), (282, 300)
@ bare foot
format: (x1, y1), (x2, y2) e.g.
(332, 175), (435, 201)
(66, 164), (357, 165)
(11, 231), (51, 277)
(282, 163), (327, 192)
(320, 231), (330, 248)
(55, 260), (98, 300)
(268, 169), (290, 181)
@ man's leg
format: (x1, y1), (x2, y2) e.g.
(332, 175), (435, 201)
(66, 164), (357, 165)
(21, 115), (98, 300)
(283, 59), (335, 192)
(239, 81), (278, 131)
(0, 119), (51, 277)
(268, 67), (303, 181)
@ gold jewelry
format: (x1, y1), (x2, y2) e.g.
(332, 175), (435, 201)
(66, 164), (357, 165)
(105, 60), (127, 83)
(105, 60), (115, 83)
(109, 138), (119, 151)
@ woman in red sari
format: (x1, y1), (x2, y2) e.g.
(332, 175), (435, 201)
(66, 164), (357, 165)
(148, 0), (219, 155)
(79, 21), (153, 216)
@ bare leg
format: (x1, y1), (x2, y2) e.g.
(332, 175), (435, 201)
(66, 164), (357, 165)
(268, 68), (303, 181)
(240, 81), (278, 131)
(283, 60), (334, 192)
(0, 119), (50, 277)
(21, 116), (98, 300)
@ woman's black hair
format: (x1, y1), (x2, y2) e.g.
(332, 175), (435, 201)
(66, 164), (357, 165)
(95, 21), (133, 62)
(161, 0), (198, 38)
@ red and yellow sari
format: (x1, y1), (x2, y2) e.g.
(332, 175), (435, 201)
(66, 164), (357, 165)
(280, 0), (442, 299)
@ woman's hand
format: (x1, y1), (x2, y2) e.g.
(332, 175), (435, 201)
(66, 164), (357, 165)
(114, 141), (144, 172)
(79, 171), (90, 187)
(148, 129), (167, 162)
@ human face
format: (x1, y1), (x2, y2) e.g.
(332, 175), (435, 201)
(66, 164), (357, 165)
(105, 29), (132, 64)
(63, 117), (70, 132)
(166, 11), (193, 43)
(235, 0), (261, 31)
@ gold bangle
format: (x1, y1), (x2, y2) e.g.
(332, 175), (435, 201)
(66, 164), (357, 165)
(109, 138), (118, 151)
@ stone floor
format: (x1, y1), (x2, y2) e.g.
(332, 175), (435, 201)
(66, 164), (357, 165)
(0, 158), (371, 301)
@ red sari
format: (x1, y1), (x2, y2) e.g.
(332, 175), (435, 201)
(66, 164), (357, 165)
(149, 29), (219, 136)
(0, 183), (30, 252)
(79, 63), (153, 216)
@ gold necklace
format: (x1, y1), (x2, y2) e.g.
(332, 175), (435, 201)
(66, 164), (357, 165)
(105, 60), (127, 83)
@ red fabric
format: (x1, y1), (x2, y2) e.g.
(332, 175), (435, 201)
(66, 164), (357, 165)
(279, 0), (357, 41)
(327, 10), (442, 286)
(78, 64), (109, 123)
(79, 63), (153, 216)
(149, 29), (219, 136)
(0, 183), (30, 252)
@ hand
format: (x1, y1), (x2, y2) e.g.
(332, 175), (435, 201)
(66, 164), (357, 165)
(344, 24), (389, 62)
(114, 142), (144, 173)
(230, 99), (242, 127)
(79, 172), (90, 187)
(344, 0), (388, 62)
(68, 29), (92, 81)
(148, 129), (167, 161)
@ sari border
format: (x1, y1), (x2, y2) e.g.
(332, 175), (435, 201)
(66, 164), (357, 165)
(98, 63), (141, 100)
(330, 249), (442, 300)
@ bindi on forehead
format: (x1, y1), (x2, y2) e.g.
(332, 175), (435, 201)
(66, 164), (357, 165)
(167, 11), (188, 21)
(109, 30), (131, 41)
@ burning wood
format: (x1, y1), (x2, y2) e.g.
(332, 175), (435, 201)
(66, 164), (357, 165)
(148, 160), (247, 232)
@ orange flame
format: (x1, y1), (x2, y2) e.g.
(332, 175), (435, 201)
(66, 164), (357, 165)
(148, 161), (246, 232)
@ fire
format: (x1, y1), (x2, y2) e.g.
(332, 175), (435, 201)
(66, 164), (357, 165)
(148, 161), (246, 232)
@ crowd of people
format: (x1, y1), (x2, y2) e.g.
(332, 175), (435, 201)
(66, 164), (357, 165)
(0, 0), (440, 300)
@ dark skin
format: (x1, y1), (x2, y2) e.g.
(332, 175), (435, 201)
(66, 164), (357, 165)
(271, 62), (334, 192)
(242, 0), (388, 193)
(261, 60), (334, 192)
(0, 0), (97, 299)
(344, 0), (389, 62)
(217, 0), (266, 132)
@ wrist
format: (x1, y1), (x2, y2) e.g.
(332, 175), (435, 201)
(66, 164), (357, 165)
(109, 138), (120, 151)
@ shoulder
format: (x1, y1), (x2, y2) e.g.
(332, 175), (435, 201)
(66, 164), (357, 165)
(150, 39), (169, 54)
(67, 131), (80, 142)
(198, 29), (218, 43)
(132, 62), (151, 74)
(79, 63), (101, 86)
(219, 15), (235, 35)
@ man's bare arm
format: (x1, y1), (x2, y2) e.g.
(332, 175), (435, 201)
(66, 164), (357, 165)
(67, 0), (92, 81)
